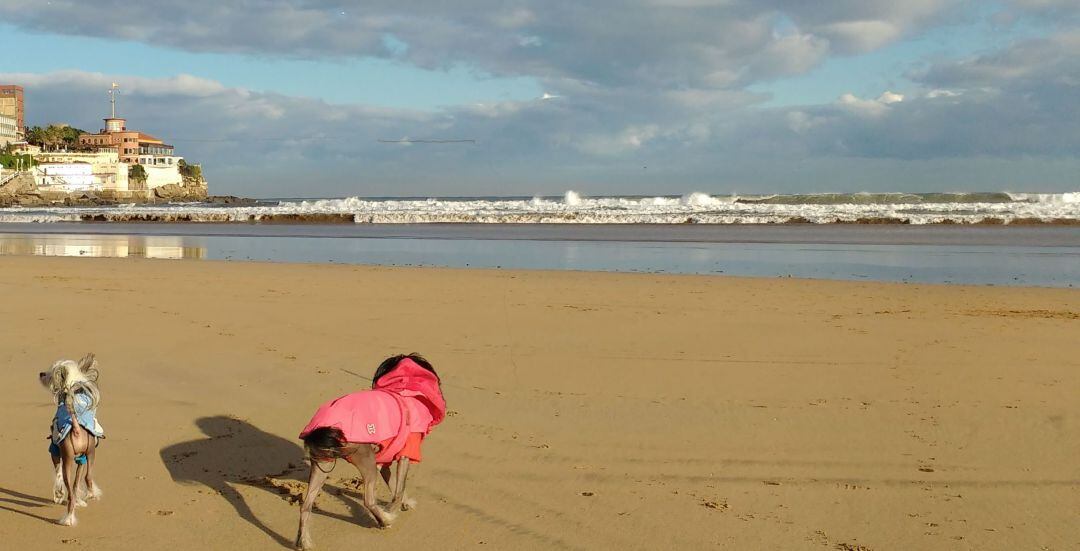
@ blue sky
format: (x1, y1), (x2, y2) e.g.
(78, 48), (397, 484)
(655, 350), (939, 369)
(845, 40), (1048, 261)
(1, 1), (1078, 197)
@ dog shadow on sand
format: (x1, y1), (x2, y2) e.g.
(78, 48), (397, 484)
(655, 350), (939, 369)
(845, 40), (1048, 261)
(0, 486), (57, 524)
(160, 416), (383, 548)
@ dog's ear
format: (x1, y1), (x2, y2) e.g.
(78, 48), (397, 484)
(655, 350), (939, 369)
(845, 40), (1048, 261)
(77, 353), (99, 382)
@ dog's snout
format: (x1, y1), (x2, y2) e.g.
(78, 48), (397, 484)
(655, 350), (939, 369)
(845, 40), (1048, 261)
(39, 372), (46, 378)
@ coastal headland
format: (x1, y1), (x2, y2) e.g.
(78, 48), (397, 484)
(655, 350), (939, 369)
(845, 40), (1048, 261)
(1, 256), (1077, 549)
(0, 170), (217, 207)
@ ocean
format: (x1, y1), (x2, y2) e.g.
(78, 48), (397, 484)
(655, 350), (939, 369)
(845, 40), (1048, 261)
(1, 192), (1078, 287)
(0, 191), (1078, 224)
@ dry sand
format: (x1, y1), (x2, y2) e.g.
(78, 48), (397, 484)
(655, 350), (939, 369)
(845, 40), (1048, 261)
(0, 256), (1077, 550)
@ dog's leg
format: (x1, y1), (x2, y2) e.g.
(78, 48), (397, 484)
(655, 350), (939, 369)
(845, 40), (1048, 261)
(379, 462), (415, 510)
(380, 464), (392, 490)
(83, 436), (102, 500)
(389, 458), (414, 511)
(73, 463), (88, 507)
(51, 453), (66, 504)
(296, 461), (330, 551)
(346, 445), (395, 528)
(57, 440), (78, 526)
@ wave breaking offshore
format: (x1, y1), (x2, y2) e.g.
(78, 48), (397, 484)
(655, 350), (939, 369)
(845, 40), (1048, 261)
(1, 191), (1078, 225)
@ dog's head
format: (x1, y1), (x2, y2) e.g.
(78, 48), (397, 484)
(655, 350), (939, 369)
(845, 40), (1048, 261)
(372, 353), (440, 387)
(39, 353), (100, 405)
(302, 426), (349, 463)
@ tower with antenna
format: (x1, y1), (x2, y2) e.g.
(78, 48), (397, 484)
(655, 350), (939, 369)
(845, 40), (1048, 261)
(104, 82), (126, 133)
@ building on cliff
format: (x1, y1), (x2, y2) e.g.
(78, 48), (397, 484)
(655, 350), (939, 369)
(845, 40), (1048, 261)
(77, 86), (186, 192)
(35, 162), (95, 191)
(0, 85), (25, 140)
(0, 114), (17, 147)
(33, 151), (129, 192)
(78, 118), (185, 191)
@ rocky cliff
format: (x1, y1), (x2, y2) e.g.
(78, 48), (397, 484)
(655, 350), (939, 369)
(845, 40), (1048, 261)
(151, 179), (209, 202)
(0, 171), (211, 206)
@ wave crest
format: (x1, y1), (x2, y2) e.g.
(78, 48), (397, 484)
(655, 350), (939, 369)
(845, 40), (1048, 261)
(2, 191), (1078, 225)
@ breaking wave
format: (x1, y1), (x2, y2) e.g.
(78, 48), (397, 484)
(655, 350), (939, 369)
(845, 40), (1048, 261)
(1, 191), (1079, 225)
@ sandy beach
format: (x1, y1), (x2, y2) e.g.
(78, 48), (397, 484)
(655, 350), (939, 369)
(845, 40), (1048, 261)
(1, 256), (1077, 550)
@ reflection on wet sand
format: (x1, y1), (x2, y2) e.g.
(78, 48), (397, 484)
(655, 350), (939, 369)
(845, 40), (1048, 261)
(0, 234), (206, 260)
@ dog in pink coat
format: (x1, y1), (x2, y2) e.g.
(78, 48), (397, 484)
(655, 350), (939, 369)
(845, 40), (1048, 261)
(295, 354), (446, 550)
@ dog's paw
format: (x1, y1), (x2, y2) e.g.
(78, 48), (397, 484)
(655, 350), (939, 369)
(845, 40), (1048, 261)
(57, 513), (77, 526)
(295, 534), (315, 550)
(88, 485), (103, 500)
(401, 497), (417, 511)
(378, 509), (396, 528)
(74, 497), (88, 508)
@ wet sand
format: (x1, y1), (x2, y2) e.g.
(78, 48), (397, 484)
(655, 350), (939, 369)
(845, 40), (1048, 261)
(1, 256), (1077, 550)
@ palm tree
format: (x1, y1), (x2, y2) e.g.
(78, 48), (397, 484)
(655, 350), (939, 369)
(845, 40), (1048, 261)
(43, 125), (66, 151)
(26, 126), (46, 148)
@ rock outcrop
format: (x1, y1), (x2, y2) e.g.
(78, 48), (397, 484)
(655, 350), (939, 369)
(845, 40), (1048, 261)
(151, 180), (209, 202)
(0, 171), (214, 206)
(0, 172), (42, 207)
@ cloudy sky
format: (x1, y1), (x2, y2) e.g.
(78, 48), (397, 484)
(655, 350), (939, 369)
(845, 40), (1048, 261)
(1, 1), (1078, 197)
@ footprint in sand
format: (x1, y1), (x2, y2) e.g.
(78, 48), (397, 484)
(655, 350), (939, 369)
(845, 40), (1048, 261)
(701, 499), (728, 511)
(835, 543), (873, 551)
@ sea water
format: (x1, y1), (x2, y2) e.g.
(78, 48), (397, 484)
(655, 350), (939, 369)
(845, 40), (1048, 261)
(1, 221), (1077, 287)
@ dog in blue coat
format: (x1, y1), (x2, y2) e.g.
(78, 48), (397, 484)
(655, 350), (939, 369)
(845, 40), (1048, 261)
(39, 353), (105, 526)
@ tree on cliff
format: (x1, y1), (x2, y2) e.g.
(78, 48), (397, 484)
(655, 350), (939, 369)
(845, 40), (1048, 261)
(25, 126), (45, 148)
(59, 126), (88, 149)
(178, 159), (203, 184)
(25, 124), (89, 151)
(129, 164), (148, 187)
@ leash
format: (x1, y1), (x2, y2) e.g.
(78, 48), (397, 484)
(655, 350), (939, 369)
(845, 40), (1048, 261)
(314, 457), (337, 474)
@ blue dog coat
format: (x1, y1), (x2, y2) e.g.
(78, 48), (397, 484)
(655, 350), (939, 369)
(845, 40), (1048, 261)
(48, 391), (104, 461)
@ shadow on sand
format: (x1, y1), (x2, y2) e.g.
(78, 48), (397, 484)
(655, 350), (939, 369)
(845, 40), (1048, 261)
(160, 416), (379, 549)
(0, 485), (56, 524)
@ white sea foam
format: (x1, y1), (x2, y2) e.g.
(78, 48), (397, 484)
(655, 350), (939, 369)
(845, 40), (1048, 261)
(1005, 191), (1080, 204)
(681, 192), (734, 206)
(1, 191), (1079, 224)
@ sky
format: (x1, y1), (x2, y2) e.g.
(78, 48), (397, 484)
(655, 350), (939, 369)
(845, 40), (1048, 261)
(1, 0), (1079, 198)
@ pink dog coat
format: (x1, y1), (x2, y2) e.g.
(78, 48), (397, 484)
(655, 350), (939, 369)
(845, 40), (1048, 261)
(299, 358), (446, 464)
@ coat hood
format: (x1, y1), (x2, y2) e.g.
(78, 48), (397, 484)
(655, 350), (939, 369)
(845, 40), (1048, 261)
(373, 357), (446, 430)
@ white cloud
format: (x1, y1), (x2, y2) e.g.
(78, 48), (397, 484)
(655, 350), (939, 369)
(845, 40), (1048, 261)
(786, 110), (825, 133)
(751, 30), (831, 78)
(817, 19), (901, 52)
(2, 3), (1079, 195)
(575, 125), (661, 155)
(836, 90), (903, 117)
(926, 89), (961, 98)
(0, 0), (968, 93)
(877, 91), (904, 104)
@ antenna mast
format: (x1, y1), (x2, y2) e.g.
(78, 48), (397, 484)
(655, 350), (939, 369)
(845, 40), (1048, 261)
(108, 83), (120, 118)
